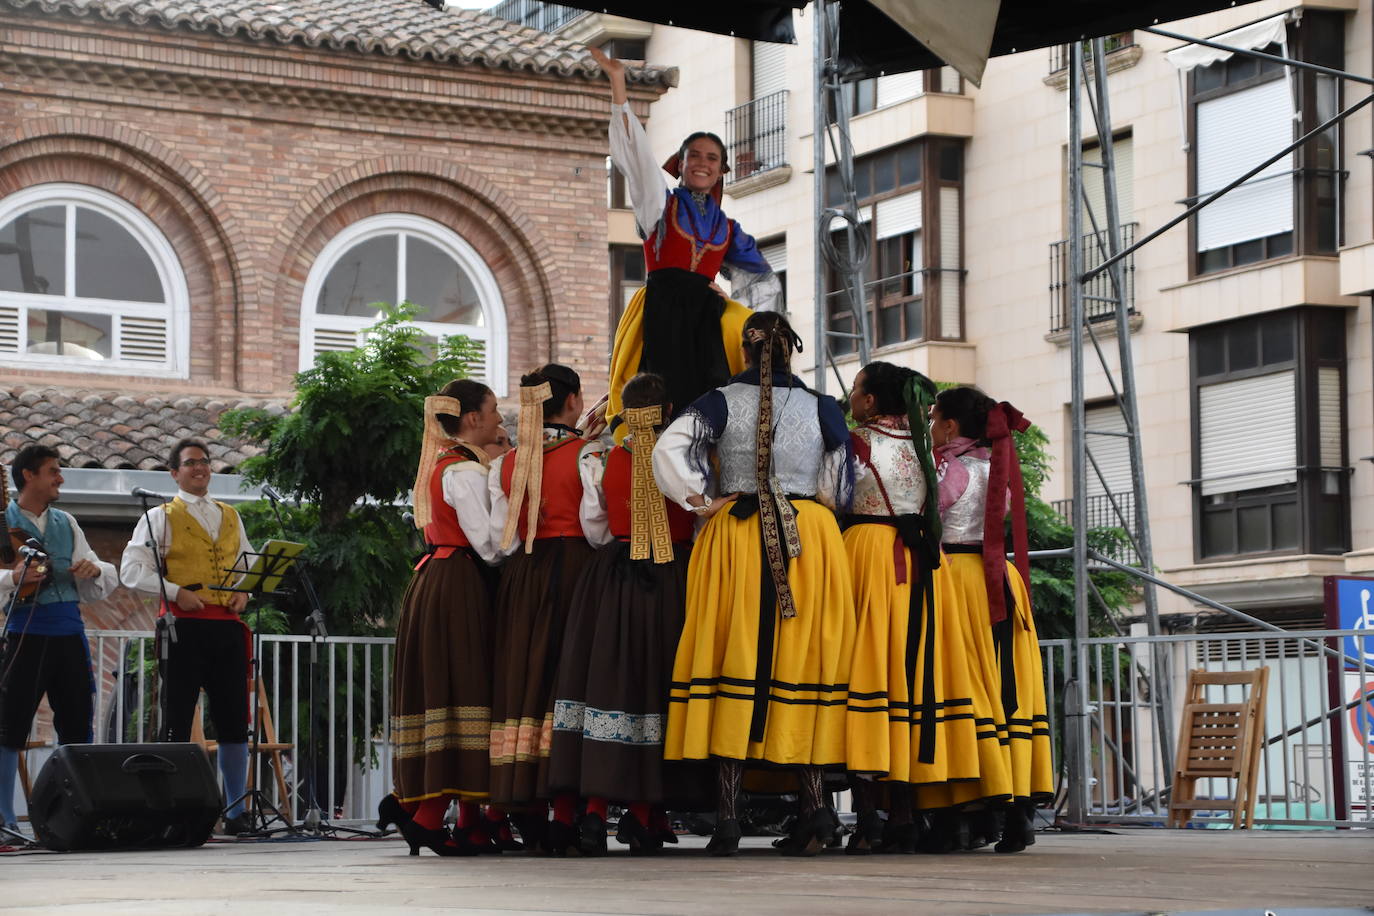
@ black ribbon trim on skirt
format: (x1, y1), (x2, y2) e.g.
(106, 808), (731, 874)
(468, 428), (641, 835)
(847, 514), (940, 765)
(729, 492), (811, 743)
(943, 543), (1019, 718)
(640, 268), (731, 419)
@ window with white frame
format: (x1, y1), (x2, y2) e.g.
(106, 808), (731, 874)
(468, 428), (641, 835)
(299, 214), (507, 395)
(0, 184), (189, 376)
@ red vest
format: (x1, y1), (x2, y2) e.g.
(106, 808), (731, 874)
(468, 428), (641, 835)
(423, 447), (481, 550)
(500, 436), (585, 541)
(644, 195), (734, 277)
(602, 446), (695, 543)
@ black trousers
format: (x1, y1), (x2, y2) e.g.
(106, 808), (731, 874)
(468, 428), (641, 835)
(160, 617), (250, 744)
(0, 632), (93, 750)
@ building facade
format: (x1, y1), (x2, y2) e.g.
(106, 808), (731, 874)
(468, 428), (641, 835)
(507, 0), (1374, 623)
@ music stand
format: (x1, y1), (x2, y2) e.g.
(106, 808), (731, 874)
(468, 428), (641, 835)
(213, 542), (304, 837)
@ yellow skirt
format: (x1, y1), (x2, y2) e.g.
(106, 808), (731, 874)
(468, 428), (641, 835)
(607, 284), (752, 442)
(843, 525), (981, 786)
(665, 499), (855, 766)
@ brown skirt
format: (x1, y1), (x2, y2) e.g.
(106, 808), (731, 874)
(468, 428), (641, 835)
(488, 536), (593, 805)
(546, 541), (695, 804)
(390, 549), (493, 803)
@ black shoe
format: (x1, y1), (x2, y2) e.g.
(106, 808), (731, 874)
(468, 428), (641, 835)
(779, 807), (839, 857)
(995, 801), (1033, 854)
(377, 794), (410, 833)
(845, 809), (883, 855)
(545, 819), (579, 857)
(916, 811), (957, 854)
(578, 813), (609, 857)
(614, 810), (661, 857)
(481, 813), (525, 853)
(399, 819), (476, 857)
(705, 818), (742, 857)
(219, 814), (251, 837)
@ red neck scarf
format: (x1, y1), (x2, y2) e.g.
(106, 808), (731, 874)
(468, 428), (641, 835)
(983, 402), (1032, 624)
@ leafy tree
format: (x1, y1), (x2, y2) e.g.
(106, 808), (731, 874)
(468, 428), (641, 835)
(222, 303), (480, 635)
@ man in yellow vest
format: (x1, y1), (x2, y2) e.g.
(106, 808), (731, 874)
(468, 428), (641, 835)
(119, 438), (253, 835)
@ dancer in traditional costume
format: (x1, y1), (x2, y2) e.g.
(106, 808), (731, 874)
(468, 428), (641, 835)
(546, 372), (695, 856)
(591, 47), (782, 437)
(928, 387), (1054, 853)
(383, 379), (506, 857)
(841, 363), (981, 854)
(487, 364), (609, 854)
(655, 311), (855, 857)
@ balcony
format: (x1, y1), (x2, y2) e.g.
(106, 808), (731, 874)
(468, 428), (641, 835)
(1048, 32), (1136, 74)
(488, 0), (586, 32)
(1048, 222), (1137, 335)
(724, 90), (789, 192)
(1052, 491), (1140, 568)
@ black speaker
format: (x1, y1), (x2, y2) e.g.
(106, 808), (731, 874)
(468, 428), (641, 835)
(29, 743), (221, 851)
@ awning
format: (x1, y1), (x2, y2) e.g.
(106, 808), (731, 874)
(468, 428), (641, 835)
(1164, 11), (1293, 72)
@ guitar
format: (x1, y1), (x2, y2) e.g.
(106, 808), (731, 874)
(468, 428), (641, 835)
(1, 467), (44, 600)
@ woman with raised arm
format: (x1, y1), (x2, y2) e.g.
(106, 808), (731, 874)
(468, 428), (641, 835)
(591, 46), (782, 439)
(654, 311), (856, 858)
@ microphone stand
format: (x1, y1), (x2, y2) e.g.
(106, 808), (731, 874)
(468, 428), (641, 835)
(260, 488), (370, 838)
(135, 492), (176, 742)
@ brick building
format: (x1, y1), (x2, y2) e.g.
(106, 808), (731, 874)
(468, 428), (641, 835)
(0, 0), (672, 643)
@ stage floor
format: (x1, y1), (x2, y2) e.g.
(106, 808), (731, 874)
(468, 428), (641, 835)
(1, 827), (1370, 914)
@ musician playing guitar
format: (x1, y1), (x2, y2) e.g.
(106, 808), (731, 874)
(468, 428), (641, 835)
(0, 445), (117, 832)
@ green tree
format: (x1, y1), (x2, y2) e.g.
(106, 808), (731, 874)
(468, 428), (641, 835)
(222, 302), (480, 635)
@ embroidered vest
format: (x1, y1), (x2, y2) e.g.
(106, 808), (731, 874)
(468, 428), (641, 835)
(423, 447), (482, 549)
(5, 501), (78, 605)
(644, 193), (734, 277)
(602, 446), (695, 543)
(163, 497), (241, 606)
(500, 437), (585, 541)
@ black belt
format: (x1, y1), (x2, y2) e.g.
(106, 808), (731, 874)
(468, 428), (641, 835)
(729, 492), (813, 743)
(943, 543), (1018, 717)
(848, 514), (940, 764)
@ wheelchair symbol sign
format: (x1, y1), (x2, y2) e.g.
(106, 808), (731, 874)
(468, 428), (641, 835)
(1336, 579), (1374, 669)
(1353, 681), (1374, 756)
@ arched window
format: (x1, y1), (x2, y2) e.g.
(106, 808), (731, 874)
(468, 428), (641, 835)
(300, 214), (507, 395)
(0, 184), (189, 375)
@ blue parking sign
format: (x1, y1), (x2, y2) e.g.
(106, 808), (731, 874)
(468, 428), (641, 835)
(1326, 576), (1374, 672)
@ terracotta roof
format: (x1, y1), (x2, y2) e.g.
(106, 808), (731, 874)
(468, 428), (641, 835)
(0, 0), (675, 86)
(0, 384), (287, 473)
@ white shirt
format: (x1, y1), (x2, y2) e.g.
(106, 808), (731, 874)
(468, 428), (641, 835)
(440, 460), (500, 565)
(609, 100), (672, 241)
(0, 504), (118, 605)
(119, 489), (253, 601)
(488, 437), (611, 555)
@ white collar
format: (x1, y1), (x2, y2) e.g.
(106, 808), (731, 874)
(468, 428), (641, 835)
(177, 489), (213, 505)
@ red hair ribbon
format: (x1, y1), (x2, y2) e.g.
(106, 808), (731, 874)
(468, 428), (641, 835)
(983, 402), (1032, 624)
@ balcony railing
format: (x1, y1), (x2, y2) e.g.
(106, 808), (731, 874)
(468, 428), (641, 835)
(1052, 491), (1140, 568)
(724, 90), (788, 186)
(489, 0), (586, 33)
(1049, 32), (1136, 74)
(1049, 222), (1137, 334)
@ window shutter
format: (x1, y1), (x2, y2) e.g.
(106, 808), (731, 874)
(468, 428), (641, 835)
(1198, 370), (1296, 495)
(939, 67), (961, 94)
(1082, 135), (1134, 228)
(760, 239), (787, 274)
(751, 41), (786, 100)
(117, 315), (169, 364)
(876, 71), (922, 107)
(1318, 366), (1342, 468)
(939, 186), (961, 339)
(313, 326), (360, 358)
(876, 191), (922, 240)
(466, 337), (488, 385)
(0, 305), (18, 353)
(1195, 78), (1294, 252)
(1086, 403), (1133, 497)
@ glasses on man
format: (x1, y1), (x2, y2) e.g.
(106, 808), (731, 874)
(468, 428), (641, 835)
(179, 458), (212, 468)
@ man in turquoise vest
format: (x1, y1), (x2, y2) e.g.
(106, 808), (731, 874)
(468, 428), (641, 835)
(119, 438), (254, 836)
(0, 445), (117, 832)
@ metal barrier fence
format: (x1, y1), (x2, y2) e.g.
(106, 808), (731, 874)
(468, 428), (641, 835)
(17, 627), (1371, 831)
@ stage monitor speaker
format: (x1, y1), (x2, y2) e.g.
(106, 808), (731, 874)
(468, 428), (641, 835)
(29, 743), (221, 851)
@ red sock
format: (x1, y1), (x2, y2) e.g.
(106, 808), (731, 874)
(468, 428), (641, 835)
(456, 802), (481, 830)
(484, 805), (506, 822)
(413, 797), (450, 832)
(552, 793), (577, 826)
(630, 802), (651, 825)
(586, 796), (609, 820)
(400, 799), (420, 816)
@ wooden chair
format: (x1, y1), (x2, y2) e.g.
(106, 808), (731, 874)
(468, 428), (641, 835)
(1167, 667), (1269, 829)
(192, 677), (294, 824)
(17, 738), (50, 816)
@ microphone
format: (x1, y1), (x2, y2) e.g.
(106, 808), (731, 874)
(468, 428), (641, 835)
(18, 544), (47, 560)
(402, 512), (415, 527)
(260, 484), (285, 503)
(24, 537), (44, 551)
(131, 486), (167, 500)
